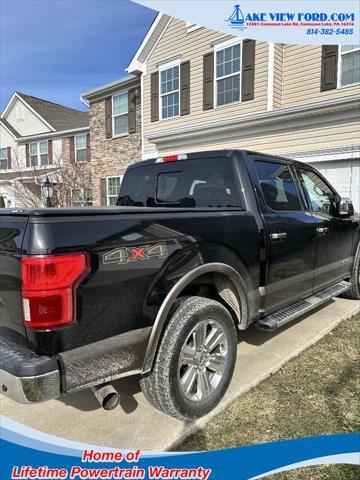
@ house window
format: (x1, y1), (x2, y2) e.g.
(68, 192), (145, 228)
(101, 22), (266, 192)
(340, 45), (360, 86)
(160, 64), (180, 119)
(16, 103), (24, 121)
(72, 188), (93, 207)
(215, 42), (241, 106)
(112, 92), (128, 136)
(30, 141), (48, 166)
(0, 148), (8, 170)
(107, 176), (123, 205)
(75, 134), (87, 162)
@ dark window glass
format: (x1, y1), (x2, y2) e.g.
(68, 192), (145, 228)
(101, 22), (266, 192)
(298, 168), (337, 214)
(118, 158), (239, 208)
(255, 160), (301, 211)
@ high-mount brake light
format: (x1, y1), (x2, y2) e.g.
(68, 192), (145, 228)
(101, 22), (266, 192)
(21, 253), (90, 330)
(155, 154), (187, 163)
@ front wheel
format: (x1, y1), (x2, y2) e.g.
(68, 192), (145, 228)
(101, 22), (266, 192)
(342, 243), (360, 300)
(140, 296), (237, 421)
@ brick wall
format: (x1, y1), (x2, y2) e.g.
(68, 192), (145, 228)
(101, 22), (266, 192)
(89, 92), (142, 206)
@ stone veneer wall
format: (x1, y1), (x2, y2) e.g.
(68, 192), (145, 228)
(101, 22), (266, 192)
(89, 93), (142, 206)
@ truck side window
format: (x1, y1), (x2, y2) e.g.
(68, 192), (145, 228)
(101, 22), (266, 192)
(298, 168), (337, 214)
(255, 160), (301, 211)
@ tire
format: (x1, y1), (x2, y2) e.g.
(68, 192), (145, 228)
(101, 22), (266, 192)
(140, 296), (237, 421)
(342, 242), (360, 300)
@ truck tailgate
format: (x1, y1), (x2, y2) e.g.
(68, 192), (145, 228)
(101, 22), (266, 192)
(0, 215), (29, 343)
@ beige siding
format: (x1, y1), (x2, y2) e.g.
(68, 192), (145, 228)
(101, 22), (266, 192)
(6, 98), (51, 136)
(273, 44), (283, 109)
(282, 45), (360, 108)
(143, 18), (269, 155)
(155, 119), (359, 158)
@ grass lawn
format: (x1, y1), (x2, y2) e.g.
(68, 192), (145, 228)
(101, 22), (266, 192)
(178, 311), (360, 479)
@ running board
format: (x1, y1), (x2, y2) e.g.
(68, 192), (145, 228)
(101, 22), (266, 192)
(256, 281), (351, 332)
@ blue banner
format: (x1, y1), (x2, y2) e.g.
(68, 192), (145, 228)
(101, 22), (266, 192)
(1, 417), (359, 480)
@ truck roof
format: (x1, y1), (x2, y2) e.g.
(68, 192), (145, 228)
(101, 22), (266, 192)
(128, 149), (307, 169)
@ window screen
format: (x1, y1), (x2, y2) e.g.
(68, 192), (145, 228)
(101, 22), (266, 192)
(255, 160), (301, 211)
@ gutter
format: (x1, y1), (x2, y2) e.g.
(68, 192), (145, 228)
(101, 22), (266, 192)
(147, 94), (360, 145)
(80, 76), (140, 103)
(17, 127), (89, 144)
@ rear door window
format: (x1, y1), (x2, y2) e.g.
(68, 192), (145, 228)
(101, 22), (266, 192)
(118, 158), (240, 208)
(254, 160), (302, 211)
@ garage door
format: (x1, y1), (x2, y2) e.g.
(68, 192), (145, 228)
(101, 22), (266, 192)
(310, 159), (360, 213)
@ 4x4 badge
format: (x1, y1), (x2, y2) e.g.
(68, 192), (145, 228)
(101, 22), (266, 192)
(103, 242), (168, 265)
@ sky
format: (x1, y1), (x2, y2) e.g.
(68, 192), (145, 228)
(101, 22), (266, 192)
(0, 0), (156, 112)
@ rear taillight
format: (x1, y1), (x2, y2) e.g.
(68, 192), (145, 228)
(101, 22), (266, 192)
(21, 253), (90, 330)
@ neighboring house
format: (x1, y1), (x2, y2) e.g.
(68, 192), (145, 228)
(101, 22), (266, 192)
(0, 92), (90, 207)
(81, 76), (141, 206)
(126, 15), (360, 211)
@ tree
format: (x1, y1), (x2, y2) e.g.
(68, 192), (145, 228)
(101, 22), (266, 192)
(3, 147), (92, 208)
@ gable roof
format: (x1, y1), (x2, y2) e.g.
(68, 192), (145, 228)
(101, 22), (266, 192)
(15, 92), (89, 131)
(0, 118), (20, 139)
(127, 13), (171, 73)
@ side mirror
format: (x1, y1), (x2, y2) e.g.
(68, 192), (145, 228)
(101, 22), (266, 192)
(338, 197), (354, 216)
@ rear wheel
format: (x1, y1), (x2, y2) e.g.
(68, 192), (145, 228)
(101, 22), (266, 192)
(140, 296), (237, 421)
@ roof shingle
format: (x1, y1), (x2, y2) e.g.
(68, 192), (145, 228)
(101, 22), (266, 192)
(16, 92), (89, 131)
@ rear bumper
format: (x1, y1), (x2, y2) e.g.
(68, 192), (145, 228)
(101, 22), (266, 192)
(0, 335), (60, 403)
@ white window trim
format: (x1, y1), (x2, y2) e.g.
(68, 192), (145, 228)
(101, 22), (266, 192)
(29, 141), (49, 167)
(214, 39), (242, 109)
(158, 59), (181, 121)
(112, 92), (129, 138)
(0, 147), (8, 170)
(106, 175), (123, 205)
(337, 45), (360, 89)
(75, 134), (87, 163)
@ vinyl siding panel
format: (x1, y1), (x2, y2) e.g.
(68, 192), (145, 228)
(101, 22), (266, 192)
(143, 18), (269, 155)
(283, 45), (360, 108)
(6, 98), (51, 136)
(155, 120), (359, 158)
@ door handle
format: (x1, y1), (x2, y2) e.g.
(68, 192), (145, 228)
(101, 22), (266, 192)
(316, 227), (329, 235)
(270, 232), (287, 240)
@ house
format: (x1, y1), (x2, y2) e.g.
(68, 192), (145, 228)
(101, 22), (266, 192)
(81, 76), (141, 206)
(125, 15), (360, 211)
(0, 92), (90, 207)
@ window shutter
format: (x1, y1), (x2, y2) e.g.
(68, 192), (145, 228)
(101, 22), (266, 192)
(242, 39), (256, 101)
(128, 88), (137, 134)
(100, 178), (107, 206)
(105, 97), (112, 138)
(48, 139), (53, 165)
(180, 61), (190, 115)
(69, 136), (75, 163)
(25, 143), (30, 167)
(151, 72), (159, 122)
(86, 133), (91, 161)
(7, 147), (11, 169)
(203, 52), (214, 110)
(321, 45), (338, 91)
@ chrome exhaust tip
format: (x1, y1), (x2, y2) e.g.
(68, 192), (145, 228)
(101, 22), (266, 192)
(91, 383), (120, 410)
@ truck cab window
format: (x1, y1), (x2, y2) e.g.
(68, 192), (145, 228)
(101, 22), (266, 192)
(298, 168), (337, 214)
(255, 160), (301, 211)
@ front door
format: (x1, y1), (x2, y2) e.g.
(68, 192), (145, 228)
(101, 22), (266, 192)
(251, 158), (317, 313)
(296, 166), (355, 291)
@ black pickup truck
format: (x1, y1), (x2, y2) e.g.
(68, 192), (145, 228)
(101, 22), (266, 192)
(1, 150), (359, 420)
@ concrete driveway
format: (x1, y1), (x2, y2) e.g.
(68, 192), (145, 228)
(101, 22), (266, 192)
(1, 298), (359, 451)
